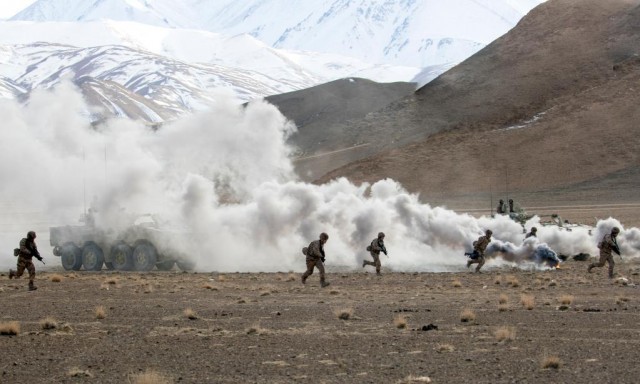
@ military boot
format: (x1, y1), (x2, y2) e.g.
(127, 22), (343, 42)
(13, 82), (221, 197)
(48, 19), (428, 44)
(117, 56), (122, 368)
(301, 275), (306, 285)
(587, 265), (593, 273)
(9, 269), (15, 279)
(321, 281), (330, 288)
(28, 281), (37, 291)
(362, 261), (366, 268)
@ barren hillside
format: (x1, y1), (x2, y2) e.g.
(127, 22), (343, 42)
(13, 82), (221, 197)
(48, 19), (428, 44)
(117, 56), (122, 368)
(308, 0), (640, 216)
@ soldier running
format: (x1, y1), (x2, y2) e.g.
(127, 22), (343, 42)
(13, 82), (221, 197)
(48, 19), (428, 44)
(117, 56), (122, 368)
(301, 232), (330, 288)
(525, 227), (537, 238)
(362, 232), (387, 275)
(467, 229), (492, 273)
(588, 227), (621, 278)
(9, 231), (43, 291)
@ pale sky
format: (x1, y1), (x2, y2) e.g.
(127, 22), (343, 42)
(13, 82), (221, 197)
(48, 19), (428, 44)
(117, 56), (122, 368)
(0, 0), (37, 19)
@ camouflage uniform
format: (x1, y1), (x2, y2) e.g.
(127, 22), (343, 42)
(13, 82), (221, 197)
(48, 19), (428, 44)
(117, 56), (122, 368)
(525, 228), (537, 239)
(588, 230), (620, 278)
(363, 234), (386, 275)
(10, 233), (40, 290)
(467, 231), (492, 272)
(301, 234), (329, 287)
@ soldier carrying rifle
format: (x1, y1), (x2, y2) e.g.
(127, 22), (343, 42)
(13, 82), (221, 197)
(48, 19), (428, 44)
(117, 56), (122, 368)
(362, 232), (388, 276)
(588, 227), (621, 278)
(9, 231), (44, 291)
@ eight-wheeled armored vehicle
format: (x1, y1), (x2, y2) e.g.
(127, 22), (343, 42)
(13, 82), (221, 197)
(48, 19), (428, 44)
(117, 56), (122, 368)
(50, 215), (196, 272)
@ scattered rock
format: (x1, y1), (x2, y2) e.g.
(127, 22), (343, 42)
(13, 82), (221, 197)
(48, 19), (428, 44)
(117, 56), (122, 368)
(419, 324), (438, 331)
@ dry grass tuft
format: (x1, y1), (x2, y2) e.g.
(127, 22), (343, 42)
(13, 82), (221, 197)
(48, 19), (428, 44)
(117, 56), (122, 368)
(216, 274), (227, 282)
(393, 314), (408, 329)
(246, 323), (270, 335)
(616, 296), (630, 305)
(329, 289), (340, 295)
(396, 375), (432, 383)
(50, 274), (64, 282)
(435, 343), (455, 353)
(95, 306), (106, 319)
(559, 295), (574, 305)
(0, 321), (20, 335)
(460, 309), (476, 323)
(452, 279), (462, 288)
(541, 355), (562, 369)
(494, 326), (516, 342)
(202, 283), (218, 291)
(129, 370), (172, 384)
(520, 294), (535, 310)
(506, 275), (520, 287)
(183, 308), (198, 320)
(498, 294), (508, 304)
(259, 291), (271, 296)
(105, 277), (118, 285)
(286, 273), (297, 282)
(494, 276), (502, 285)
(335, 308), (354, 320)
(68, 368), (92, 378)
(498, 303), (509, 312)
(143, 284), (154, 294)
(40, 317), (58, 330)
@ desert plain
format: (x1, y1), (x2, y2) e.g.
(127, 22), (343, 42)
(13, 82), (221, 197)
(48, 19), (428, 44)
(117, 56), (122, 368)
(1, 257), (639, 384)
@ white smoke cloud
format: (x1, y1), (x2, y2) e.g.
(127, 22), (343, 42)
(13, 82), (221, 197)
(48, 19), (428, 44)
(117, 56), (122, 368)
(1, 81), (639, 273)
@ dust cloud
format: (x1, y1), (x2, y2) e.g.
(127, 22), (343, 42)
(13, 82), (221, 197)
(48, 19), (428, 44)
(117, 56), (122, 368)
(0, 81), (638, 272)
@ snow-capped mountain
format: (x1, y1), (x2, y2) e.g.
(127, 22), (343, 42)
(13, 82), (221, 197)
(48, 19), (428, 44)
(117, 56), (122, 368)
(12, 0), (545, 69)
(1, 0), (545, 122)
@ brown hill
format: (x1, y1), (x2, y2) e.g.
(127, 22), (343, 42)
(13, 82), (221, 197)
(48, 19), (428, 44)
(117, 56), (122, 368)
(310, 0), (640, 224)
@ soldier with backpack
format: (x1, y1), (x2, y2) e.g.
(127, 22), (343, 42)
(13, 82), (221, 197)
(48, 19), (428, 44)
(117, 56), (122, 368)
(9, 231), (43, 291)
(588, 227), (621, 278)
(301, 232), (330, 287)
(362, 232), (387, 276)
(466, 229), (492, 273)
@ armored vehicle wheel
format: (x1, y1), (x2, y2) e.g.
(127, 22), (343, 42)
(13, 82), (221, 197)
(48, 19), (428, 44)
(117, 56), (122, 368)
(177, 260), (196, 272)
(60, 243), (82, 271)
(111, 243), (133, 271)
(82, 243), (104, 271)
(156, 260), (174, 271)
(133, 243), (157, 271)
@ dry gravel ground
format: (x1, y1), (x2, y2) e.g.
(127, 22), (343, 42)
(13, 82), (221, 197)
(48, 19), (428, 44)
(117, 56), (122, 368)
(2, 260), (640, 383)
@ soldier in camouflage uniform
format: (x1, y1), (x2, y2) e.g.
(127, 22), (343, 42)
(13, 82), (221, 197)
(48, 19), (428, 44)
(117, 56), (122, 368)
(9, 231), (42, 291)
(525, 227), (537, 239)
(301, 232), (330, 288)
(588, 227), (621, 278)
(466, 229), (492, 273)
(362, 232), (387, 276)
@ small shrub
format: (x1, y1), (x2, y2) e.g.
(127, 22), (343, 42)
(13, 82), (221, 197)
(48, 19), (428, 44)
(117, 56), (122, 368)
(460, 309), (476, 323)
(105, 277), (118, 285)
(335, 308), (353, 320)
(393, 315), (408, 329)
(95, 306), (106, 319)
(67, 368), (92, 378)
(50, 274), (63, 282)
(183, 308), (198, 320)
(506, 276), (520, 287)
(541, 355), (562, 369)
(498, 303), (509, 312)
(435, 343), (455, 353)
(129, 370), (172, 384)
(494, 326), (516, 342)
(396, 375), (432, 383)
(0, 321), (20, 335)
(202, 283), (218, 290)
(494, 277), (501, 285)
(559, 295), (574, 305)
(616, 296), (629, 305)
(452, 279), (462, 288)
(498, 294), (508, 304)
(246, 323), (269, 335)
(216, 275), (227, 282)
(40, 317), (58, 330)
(521, 294), (535, 310)
(286, 273), (296, 282)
